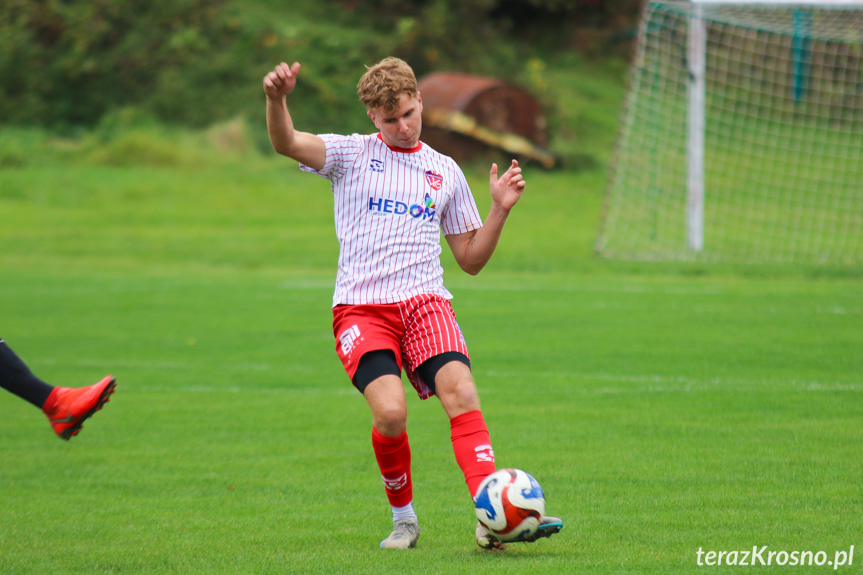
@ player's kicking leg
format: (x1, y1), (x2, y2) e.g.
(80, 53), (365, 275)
(1, 338), (116, 440)
(476, 516), (564, 550)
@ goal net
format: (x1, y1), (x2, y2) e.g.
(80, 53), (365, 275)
(597, 1), (863, 264)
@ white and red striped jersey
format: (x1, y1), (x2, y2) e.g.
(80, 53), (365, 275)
(301, 133), (482, 307)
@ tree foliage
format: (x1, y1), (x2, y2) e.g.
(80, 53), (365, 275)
(0, 0), (242, 128)
(346, 0), (641, 74)
(0, 0), (639, 132)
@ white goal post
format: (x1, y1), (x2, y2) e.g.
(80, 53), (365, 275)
(598, 0), (863, 264)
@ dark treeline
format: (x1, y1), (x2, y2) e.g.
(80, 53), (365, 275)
(0, 0), (640, 134)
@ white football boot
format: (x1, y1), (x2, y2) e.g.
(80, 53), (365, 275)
(380, 520), (421, 549)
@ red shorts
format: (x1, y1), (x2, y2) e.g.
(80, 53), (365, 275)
(332, 294), (470, 400)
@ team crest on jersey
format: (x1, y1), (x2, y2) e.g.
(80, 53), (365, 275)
(425, 170), (443, 191)
(369, 159), (384, 173)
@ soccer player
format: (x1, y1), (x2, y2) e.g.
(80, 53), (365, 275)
(263, 57), (562, 550)
(1, 338), (116, 440)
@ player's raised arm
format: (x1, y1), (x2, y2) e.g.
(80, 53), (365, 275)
(263, 61), (326, 171)
(445, 160), (526, 276)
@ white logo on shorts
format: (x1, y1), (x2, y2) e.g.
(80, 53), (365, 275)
(339, 324), (362, 355)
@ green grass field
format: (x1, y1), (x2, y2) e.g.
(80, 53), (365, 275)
(2, 72), (862, 573)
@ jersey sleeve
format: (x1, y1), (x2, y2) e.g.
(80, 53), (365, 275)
(440, 163), (483, 236)
(299, 133), (364, 181)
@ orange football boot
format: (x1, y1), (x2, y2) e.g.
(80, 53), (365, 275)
(42, 375), (117, 440)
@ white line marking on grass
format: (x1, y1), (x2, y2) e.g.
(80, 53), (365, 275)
(39, 357), (293, 372)
(134, 385), (342, 395)
(449, 281), (726, 296)
(790, 381), (863, 392)
(480, 370), (863, 393)
(37, 360), (862, 394)
(277, 279), (335, 290)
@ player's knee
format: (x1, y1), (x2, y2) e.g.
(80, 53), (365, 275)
(436, 375), (481, 416)
(451, 378), (481, 411)
(373, 403), (407, 436)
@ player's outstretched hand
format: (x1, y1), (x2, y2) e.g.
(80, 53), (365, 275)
(263, 61), (302, 100)
(489, 159), (526, 212)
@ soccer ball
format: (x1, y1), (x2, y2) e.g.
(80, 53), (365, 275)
(473, 468), (545, 542)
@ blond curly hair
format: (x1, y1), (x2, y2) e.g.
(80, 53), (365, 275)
(357, 57), (418, 113)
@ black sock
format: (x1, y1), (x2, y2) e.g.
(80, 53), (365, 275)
(0, 339), (55, 408)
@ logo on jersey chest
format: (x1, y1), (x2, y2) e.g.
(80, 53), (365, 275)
(409, 193), (436, 218)
(366, 167), (440, 221)
(368, 193), (436, 221)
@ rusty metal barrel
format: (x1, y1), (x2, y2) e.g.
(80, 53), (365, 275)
(418, 72), (554, 167)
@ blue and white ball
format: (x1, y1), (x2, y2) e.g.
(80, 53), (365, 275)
(473, 468), (545, 542)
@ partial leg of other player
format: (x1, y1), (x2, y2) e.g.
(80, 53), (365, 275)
(0, 338), (116, 440)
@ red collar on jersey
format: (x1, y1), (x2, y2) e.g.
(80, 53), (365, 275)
(377, 133), (422, 154)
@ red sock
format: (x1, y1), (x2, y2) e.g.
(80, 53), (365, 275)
(450, 410), (496, 497)
(372, 427), (413, 508)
